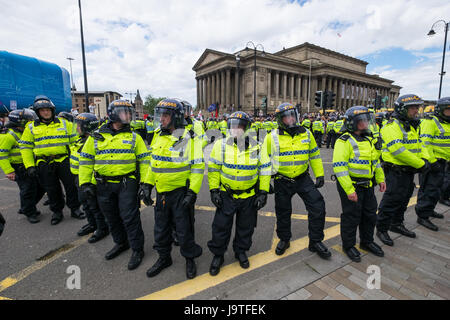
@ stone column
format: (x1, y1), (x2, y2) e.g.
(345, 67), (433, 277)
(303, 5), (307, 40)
(327, 77), (333, 93)
(282, 72), (287, 101)
(275, 71), (280, 105)
(207, 75), (211, 107)
(234, 68), (239, 109)
(311, 77), (318, 111)
(297, 74), (302, 103)
(289, 74), (294, 102)
(337, 79), (342, 110)
(221, 70), (225, 109)
(302, 75), (308, 106)
(196, 78), (200, 110)
(226, 69), (231, 109)
(216, 73), (220, 106)
(267, 70), (272, 112)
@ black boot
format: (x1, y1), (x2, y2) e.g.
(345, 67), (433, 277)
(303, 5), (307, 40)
(71, 208), (85, 220)
(376, 231), (394, 246)
(146, 256), (173, 278)
(308, 242), (332, 259)
(439, 198), (450, 207)
(430, 211), (444, 219)
(128, 250), (144, 270)
(105, 243), (130, 260)
(50, 212), (63, 225)
(345, 247), (361, 262)
(417, 218), (439, 231)
(360, 242), (384, 257)
(390, 224), (416, 238)
(235, 252), (249, 269)
(27, 214), (40, 224)
(77, 224), (95, 236)
(275, 240), (290, 256)
(209, 255), (224, 276)
(88, 229), (109, 243)
(186, 258), (197, 279)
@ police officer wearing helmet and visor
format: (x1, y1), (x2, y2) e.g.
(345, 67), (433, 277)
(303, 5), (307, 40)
(58, 111), (74, 123)
(142, 99), (204, 280)
(19, 96), (84, 225)
(0, 109), (45, 224)
(71, 113), (109, 243)
(415, 97), (450, 229)
(207, 111), (270, 275)
(333, 106), (386, 262)
(260, 103), (331, 259)
(376, 94), (435, 246)
(79, 100), (150, 270)
(434, 97), (450, 207)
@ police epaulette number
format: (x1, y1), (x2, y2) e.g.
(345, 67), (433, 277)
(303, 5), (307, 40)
(339, 134), (350, 141)
(91, 132), (105, 141)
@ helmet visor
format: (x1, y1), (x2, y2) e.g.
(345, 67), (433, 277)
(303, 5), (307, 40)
(278, 109), (300, 129)
(353, 112), (375, 133)
(154, 107), (174, 130)
(113, 106), (135, 124)
(227, 118), (248, 138)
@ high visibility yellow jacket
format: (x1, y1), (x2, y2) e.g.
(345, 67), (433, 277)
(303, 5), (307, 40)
(381, 119), (434, 168)
(0, 129), (24, 174)
(145, 120), (154, 134)
(260, 127), (324, 179)
(19, 118), (77, 168)
(334, 120), (344, 134)
(187, 119), (208, 148)
(144, 127), (204, 194)
(312, 121), (324, 133)
(69, 136), (87, 175)
(208, 136), (270, 199)
(301, 119), (311, 129)
(131, 120), (146, 131)
(261, 121), (273, 133)
(333, 132), (385, 195)
(420, 116), (450, 161)
(78, 124), (151, 185)
(219, 120), (227, 136)
(326, 121), (335, 133)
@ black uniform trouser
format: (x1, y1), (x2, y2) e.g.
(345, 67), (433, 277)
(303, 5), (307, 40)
(97, 178), (144, 251)
(154, 187), (202, 259)
(377, 168), (415, 232)
(326, 132), (336, 148)
(12, 164), (45, 217)
(74, 176), (108, 231)
(331, 132), (340, 149)
(313, 131), (323, 147)
(37, 157), (80, 213)
(415, 162), (445, 219)
(441, 162), (450, 200)
(274, 173), (326, 243)
(337, 182), (378, 249)
(208, 192), (257, 256)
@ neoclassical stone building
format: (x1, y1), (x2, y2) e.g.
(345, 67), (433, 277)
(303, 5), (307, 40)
(193, 42), (401, 115)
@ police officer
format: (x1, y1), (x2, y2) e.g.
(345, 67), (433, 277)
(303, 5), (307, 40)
(0, 103), (9, 133)
(261, 103), (331, 259)
(415, 97), (450, 229)
(70, 113), (109, 243)
(333, 116), (345, 141)
(207, 111), (270, 275)
(312, 117), (324, 148)
(145, 115), (155, 144)
(141, 99), (203, 279)
(79, 100), (149, 270)
(20, 96), (84, 225)
(326, 117), (336, 149)
(333, 106), (386, 262)
(58, 111), (74, 123)
(179, 100), (208, 149)
(376, 94), (434, 246)
(434, 98), (450, 207)
(0, 109), (45, 223)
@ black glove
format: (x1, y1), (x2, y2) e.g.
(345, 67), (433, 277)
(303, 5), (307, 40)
(315, 176), (325, 188)
(81, 183), (96, 200)
(0, 212), (5, 237)
(255, 191), (268, 210)
(210, 189), (222, 208)
(182, 189), (197, 209)
(27, 166), (37, 178)
(420, 159), (431, 173)
(138, 183), (154, 206)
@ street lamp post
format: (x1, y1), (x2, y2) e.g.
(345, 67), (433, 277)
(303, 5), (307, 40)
(246, 41), (265, 117)
(428, 19), (449, 99)
(235, 53), (241, 111)
(78, 0), (89, 112)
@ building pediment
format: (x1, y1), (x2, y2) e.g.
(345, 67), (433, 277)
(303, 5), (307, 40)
(192, 49), (232, 71)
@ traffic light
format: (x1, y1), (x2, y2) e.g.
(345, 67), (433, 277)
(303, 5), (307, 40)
(326, 91), (336, 108)
(315, 91), (323, 109)
(375, 95), (382, 110)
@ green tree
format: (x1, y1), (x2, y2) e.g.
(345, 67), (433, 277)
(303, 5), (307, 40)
(143, 94), (166, 115)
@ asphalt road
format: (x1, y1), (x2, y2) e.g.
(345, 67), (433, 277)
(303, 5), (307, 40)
(0, 142), (419, 300)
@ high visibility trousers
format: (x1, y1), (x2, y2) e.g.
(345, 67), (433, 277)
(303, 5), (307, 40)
(337, 182), (378, 249)
(75, 176), (108, 232)
(153, 187), (202, 259)
(274, 173), (326, 243)
(37, 157), (80, 213)
(12, 164), (45, 217)
(97, 178), (144, 251)
(207, 192), (257, 256)
(415, 162), (445, 219)
(377, 168), (415, 232)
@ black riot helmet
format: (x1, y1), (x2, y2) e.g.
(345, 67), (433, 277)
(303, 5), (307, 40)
(75, 113), (100, 135)
(33, 95), (56, 121)
(344, 106), (374, 134)
(394, 94), (423, 121)
(58, 111), (74, 122)
(435, 97), (450, 123)
(154, 98), (185, 130)
(107, 100), (135, 124)
(7, 109), (38, 128)
(274, 103), (300, 130)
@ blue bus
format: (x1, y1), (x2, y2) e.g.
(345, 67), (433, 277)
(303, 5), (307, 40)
(0, 51), (72, 113)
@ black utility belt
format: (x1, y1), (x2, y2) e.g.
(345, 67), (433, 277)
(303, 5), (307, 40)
(221, 183), (258, 196)
(273, 170), (308, 183)
(382, 162), (416, 173)
(36, 154), (68, 162)
(94, 171), (137, 183)
(351, 177), (372, 188)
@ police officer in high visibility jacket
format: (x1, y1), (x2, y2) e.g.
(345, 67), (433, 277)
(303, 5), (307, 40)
(312, 118), (324, 148)
(79, 100), (149, 270)
(261, 103), (331, 259)
(435, 98), (450, 207)
(415, 97), (450, 229)
(207, 111), (270, 275)
(70, 113), (109, 243)
(145, 115), (155, 145)
(179, 100), (208, 149)
(141, 99), (203, 280)
(333, 106), (386, 262)
(376, 94), (434, 246)
(333, 117), (345, 140)
(20, 96), (84, 225)
(326, 117), (336, 149)
(0, 109), (45, 223)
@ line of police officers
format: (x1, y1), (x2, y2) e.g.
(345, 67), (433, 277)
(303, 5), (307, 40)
(0, 93), (448, 277)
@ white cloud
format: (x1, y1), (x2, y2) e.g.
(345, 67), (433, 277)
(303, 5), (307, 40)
(1, 0), (449, 108)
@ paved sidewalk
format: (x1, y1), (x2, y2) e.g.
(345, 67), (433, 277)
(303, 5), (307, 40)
(283, 204), (450, 300)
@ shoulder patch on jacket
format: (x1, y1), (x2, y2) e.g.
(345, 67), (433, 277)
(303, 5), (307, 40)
(339, 134), (351, 141)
